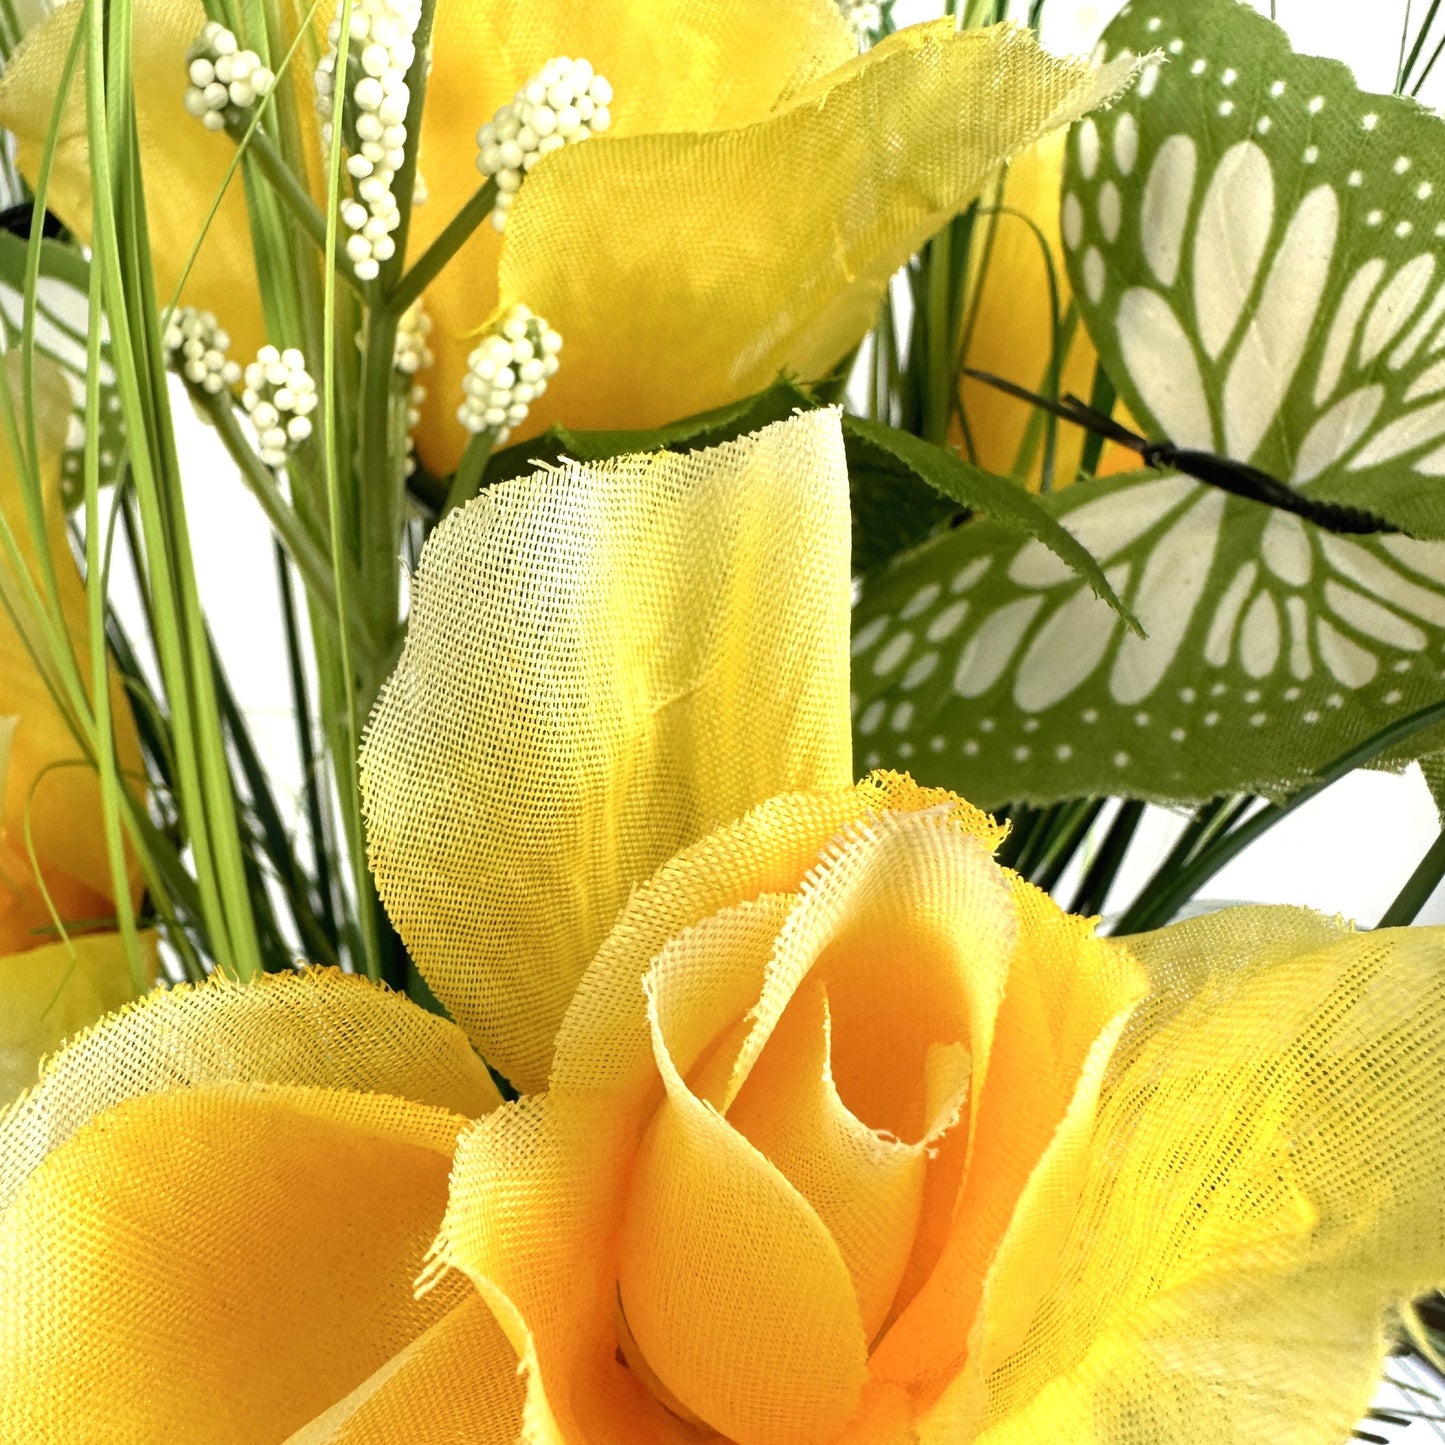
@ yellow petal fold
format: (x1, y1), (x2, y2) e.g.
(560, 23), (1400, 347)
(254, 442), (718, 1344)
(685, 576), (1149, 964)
(0, 966), (500, 1211)
(0, 929), (158, 1104)
(872, 876), (1145, 1406)
(362, 409), (853, 1089)
(0, 1081), (472, 1444)
(431, 22), (1136, 471)
(1, 354), (143, 917)
(946, 909), (1445, 1444)
(283, 1293), (526, 1445)
(0, 0), (266, 365)
(621, 952), (870, 1445)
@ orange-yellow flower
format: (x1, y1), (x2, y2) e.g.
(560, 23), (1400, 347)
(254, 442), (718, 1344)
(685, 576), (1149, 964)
(0, 411), (1441, 1443)
(0, 2), (1134, 472)
(0, 357), (150, 1103)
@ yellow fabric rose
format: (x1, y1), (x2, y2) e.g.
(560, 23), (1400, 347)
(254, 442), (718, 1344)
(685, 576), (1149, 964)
(0, 356), (151, 1103)
(0, 411), (1442, 1443)
(0, 1), (1135, 472)
(955, 130), (1137, 488)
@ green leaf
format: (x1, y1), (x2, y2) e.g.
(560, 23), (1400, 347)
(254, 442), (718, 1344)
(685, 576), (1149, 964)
(1066, 0), (1445, 538)
(0, 231), (124, 507)
(843, 415), (1136, 623)
(850, 469), (1445, 809)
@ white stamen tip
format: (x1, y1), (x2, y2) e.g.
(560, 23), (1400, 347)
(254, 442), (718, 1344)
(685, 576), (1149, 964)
(456, 303), (560, 443)
(475, 57), (612, 230)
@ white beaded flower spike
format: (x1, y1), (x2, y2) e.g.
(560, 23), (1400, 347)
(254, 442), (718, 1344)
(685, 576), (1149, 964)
(395, 302), (435, 478)
(242, 346), (319, 468)
(457, 305), (561, 444)
(183, 21), (275, 131)
(476, 57), (613, 232)
(162, 309), (242, 395)
(315, 0), (424, 281)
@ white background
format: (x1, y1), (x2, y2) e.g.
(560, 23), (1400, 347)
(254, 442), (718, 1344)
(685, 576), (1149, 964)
(154, 0), (1445, 934)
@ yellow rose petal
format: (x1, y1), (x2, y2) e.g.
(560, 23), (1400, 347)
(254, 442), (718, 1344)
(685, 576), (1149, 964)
(0, 1082), (471, 1442)
(619, 957), (869, 1445)
(434, 1093), (700, 1444)
(363, 410), (853, 1090)
(1, 966), (500, 1211)
(726, 980), (961, 1343)
(720, 806), (1014, 1348)
(415, 0), (854, 469)
(473, 23), (1134, 454)
(0, 929), (158, 1104)
(0, 0), (266, 366)
(948, 910), (1445, 1443)
(282, 1293), (526, 1445)
(873, 876), (1145, 1402)
(551, 771), (1000, 1098)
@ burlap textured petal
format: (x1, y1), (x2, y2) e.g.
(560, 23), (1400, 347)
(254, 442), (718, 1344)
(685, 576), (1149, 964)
(0, 1081), (472, 1444)
(0, 0), (266, 366)
(283, 1293), (526, 1445)
(1, 355), (143, 915)
(0, 929), (159, 1104)
(934, 911), (1445, 1444)
(0, 966), (500, 1211)
(439, 21), (1138, 471)
(362, 410), (853, 1090)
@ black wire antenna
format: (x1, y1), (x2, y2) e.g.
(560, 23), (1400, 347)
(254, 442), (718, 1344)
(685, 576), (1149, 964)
(962, 367), (1397, 537)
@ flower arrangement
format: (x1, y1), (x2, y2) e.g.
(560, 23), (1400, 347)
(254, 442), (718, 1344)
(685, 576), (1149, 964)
(0, 0), (1442, 1441)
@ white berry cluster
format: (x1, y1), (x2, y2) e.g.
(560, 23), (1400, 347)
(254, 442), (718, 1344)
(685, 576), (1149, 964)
(315, 0), (423, 281)
(162, 308), (242, 395)
(476, 57), (612, 232)
(242, 346), (319, 467)
(837, 0), (882, 41)
(457, 305), (561, 442)
(395, 303), (434, 477)
(184, 22), (275, 131)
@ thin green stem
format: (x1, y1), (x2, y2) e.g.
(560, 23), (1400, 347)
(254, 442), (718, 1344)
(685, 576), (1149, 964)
(1113, 700), (1445, 935)
(231, 124), (375, 304)
(1031, 797), (1108, 897)
(200, 390), (346, 623)
(319, 0), (383, 982)
(1068, 799), (1145, 918)
(275, 540), (339, 948)
(83, 240), (145, 993)
(1377, 827), (1445, 927)
(386, 179), (498, 317)
(442, 430), (496, 517)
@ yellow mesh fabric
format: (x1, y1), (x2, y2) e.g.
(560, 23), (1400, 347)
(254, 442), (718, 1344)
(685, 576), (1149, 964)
(361, 410), (854, 1090)
(282, 1293), (526, 1444)
(0, 966), (500, 1211)
(0, 930), (159, 1104)
(0, 1080), (472, 1443)
(0, 0), (267, 365)
(922, 910), (1445, 1444)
